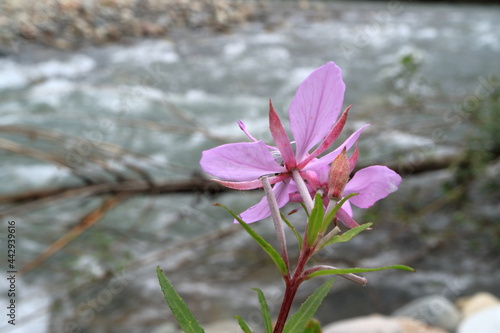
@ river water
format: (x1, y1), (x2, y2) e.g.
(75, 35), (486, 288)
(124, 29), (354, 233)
(1, 1), (499, 332)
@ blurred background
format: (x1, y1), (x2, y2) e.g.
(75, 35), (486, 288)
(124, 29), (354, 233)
(0, 0), (499, 332)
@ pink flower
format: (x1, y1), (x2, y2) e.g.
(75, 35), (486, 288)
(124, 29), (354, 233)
(200, 62), (367, 223)
(291, 147), (402, 228)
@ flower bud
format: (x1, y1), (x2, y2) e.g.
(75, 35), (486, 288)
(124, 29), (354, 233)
(327, 148), (350, 201)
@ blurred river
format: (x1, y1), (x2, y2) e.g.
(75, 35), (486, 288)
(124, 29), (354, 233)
(0, 2), (499, 332)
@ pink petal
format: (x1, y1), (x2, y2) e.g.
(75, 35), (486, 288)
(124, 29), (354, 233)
(287, 181), (302, 203)
(213, 174), (290, 190)
(315, 165), (330, 185)
(269, 100), (296, 169)
(305, 124), (370, 171)
(238, 120), (259, 142)
(239, 120), (277, 150)
(342, 200), (353, 217)
(200, 141), (286, 181)
(348, 142), (359, 172)
(336, 207), (360, 229)
(298, 106), (350, 169)
(343, 166), (402, 208)
(237, 181), (291, 223)
(289, 62), (346, 161)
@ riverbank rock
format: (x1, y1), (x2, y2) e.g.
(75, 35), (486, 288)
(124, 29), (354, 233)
(457, 306), (500, 333)
(322, 314), (447, 333)
(392, 295), (461, 332)
(0, 0), (258, 50)
(203, 319), (243, 333)
(456, 292), (500, 318)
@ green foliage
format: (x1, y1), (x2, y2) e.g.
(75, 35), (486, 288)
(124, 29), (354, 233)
(215, 203), (288, 276)
(306, 193), (325, 247)
(320, 223), (373, 249)
(302, 319), (322, 333)
(282, 279), (334, 333)
(445, 78), (500, 203)
(281, 212), (303, 250)
(306, 265), (415, 279)
(234, 315), (253, 333)
(156, 267), (205, 333)
(253, 288), (273, 333)
(384, 52), (427, 108)
(322, 193), (358, 234)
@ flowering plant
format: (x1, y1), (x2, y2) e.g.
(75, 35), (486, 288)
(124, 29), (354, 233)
(157, 62), (413, 333)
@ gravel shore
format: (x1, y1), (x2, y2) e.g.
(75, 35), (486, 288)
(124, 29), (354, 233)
(0, 0), (259, 50)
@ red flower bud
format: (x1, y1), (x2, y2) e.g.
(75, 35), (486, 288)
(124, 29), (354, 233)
(327, 148), (350, 201)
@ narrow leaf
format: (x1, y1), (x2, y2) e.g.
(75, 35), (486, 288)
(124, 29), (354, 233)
(306, 193), (324, 247)
(253, 288), (273, 333)
(322, 193), (358, 231)
(321, 222), (372, 249)
(283, 279), (334, 333)
(235, 315), (253, 333)
(156, 266), (205, 333)
(306, 265), (415, 279)
(216, 204), (288, 275)
(300, 203), (310, 217)
(302, 318), (322, 333)
(281, 212), (303, 251)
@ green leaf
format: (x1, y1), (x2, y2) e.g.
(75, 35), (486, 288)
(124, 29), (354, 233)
(300, 203), (310, 217)
(156, 266), (205, 333)
(234, 315), (253, 333)
(306, 265), (415, 279)
(322, 193), (358, 232)
(281, 212), (303, 251)
(253, 288), (273, 333)
(283, 279), (334, 333)
(306, 193), (325, 247)
(216, 204), (288, 276)
(302, 318), (322, 333)
(321, 223), (373, 249)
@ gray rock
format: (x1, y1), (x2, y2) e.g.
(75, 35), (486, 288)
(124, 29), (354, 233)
(204, 319), (243, 333)
(322, 315), (401, 333)
(322, 314), (448, 333)
(458, 306), (500, 333)
(456, 292), (500, 318)
(150, 323), (178, 333)
(392, 295), (461, 332)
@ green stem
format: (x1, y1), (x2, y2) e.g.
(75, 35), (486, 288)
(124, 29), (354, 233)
(261, 175), (289, 271)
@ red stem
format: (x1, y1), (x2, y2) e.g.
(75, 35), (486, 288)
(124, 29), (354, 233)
(273, 247), (314, 333)
(273, 279), (299, 333)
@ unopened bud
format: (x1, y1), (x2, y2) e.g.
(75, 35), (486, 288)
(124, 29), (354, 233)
(327, 148), (350, 200)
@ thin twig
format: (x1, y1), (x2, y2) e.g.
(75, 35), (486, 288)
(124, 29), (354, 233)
(19, 194), (130, 275)
(0, 178), (228, 217)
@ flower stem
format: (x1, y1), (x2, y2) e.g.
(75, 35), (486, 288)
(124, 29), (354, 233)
(273, 280), (300, 333)
(291, 169), (314, 213)
(261, 176), (289, 271)
(273, 246), (314, 333)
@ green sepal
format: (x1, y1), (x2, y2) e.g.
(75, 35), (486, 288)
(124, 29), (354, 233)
(321, 193), (358, 233)
(156, 266), (205, 333)
(215, 204), (288, 276)
(320, 222), (373, 249)
(234, 315), (253, 333)
(281, 212), (303, 251)
(306, 265), (415, 279)
(252, 288), (273, 333)
(282, 279), (334, 333)
(306, 193), (325, 247)
(302, 318), (322, 333)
